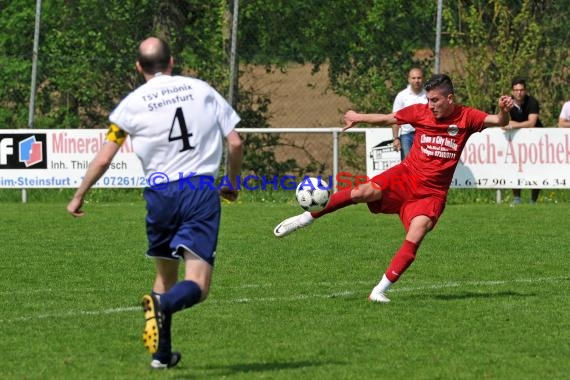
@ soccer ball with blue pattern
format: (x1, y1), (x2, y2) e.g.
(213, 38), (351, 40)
(295, 177), (331, 212)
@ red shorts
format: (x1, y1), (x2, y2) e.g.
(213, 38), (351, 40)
(366, 164), (446, 231)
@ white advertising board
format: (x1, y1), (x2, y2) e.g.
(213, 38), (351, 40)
(366, 128), (570, 188)
(2, 128), (569, 189)
(0, 129), (144, 188)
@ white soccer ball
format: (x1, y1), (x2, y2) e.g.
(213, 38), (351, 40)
(295, 177), (331, 212)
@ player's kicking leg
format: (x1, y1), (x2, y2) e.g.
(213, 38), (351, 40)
(273, 187), (361, 238)
(273, 211), (315, 237)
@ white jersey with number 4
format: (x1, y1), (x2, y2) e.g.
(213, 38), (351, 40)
(109, 74), (240, 180)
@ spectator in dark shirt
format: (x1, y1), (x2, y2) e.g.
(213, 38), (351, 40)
(503, 77), (542, 205)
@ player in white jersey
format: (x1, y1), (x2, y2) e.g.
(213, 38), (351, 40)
(67, 37), (243, 369)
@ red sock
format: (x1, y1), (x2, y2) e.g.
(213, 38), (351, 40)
(311, 189), (355, 218)
(385, 240), (419, 282)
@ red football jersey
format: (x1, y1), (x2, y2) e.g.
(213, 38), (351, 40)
(395, 103), (488, 197)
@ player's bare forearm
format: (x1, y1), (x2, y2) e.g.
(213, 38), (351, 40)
(221, 153), (242, 201)
(68, 159), (109, 215)
(67, 141), (120, 216)
(67, 161), (108, 217)
(222, 131), (243, 201)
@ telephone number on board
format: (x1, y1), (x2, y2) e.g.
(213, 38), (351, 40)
(94, 176), (147, 187)
(451, 177), (568, 187)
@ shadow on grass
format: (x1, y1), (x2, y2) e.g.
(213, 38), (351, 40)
(428, 290), (535, 301)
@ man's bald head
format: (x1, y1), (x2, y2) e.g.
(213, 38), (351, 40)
(137, 37), (172, 75)
(407, 67), (424, 94)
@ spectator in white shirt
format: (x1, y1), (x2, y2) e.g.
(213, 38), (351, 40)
(558, 100), (570, 128)
(392, 68), (427, 160)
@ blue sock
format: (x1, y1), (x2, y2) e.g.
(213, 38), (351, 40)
(161, 280), (202, 314)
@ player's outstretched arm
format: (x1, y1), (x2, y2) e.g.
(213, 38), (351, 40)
(484, 95), (514, 127)
(343, 110), (397, 131)
(67, 141), (122, 217)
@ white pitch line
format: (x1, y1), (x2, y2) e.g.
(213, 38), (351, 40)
(391, 276), (569, 293)
(1, 276), (567, 323)
(1, 306), (141, 323)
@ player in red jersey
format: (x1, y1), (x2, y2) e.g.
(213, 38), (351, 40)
(274, 74), (514, 302)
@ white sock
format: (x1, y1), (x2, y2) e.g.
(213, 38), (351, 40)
(299, 211), (314, 225)
(373, 274), (393, 293)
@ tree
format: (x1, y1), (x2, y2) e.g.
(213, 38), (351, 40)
(0, 0), (36, 127)
(238, 0), (568, 125)
(238, 0), (437, 171)
(239, 0), (436, 112)
(37, 1), (153, 128)
(443, 0), (570, 125)
(0, 0), (230, 129)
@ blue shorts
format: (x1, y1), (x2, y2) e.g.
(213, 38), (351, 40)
(143, 177), (221, 266)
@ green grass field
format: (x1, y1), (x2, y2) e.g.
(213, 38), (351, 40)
(1, 199), (569, 379)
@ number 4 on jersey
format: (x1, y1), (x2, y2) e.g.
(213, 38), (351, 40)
(169, 107), (195, 152)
